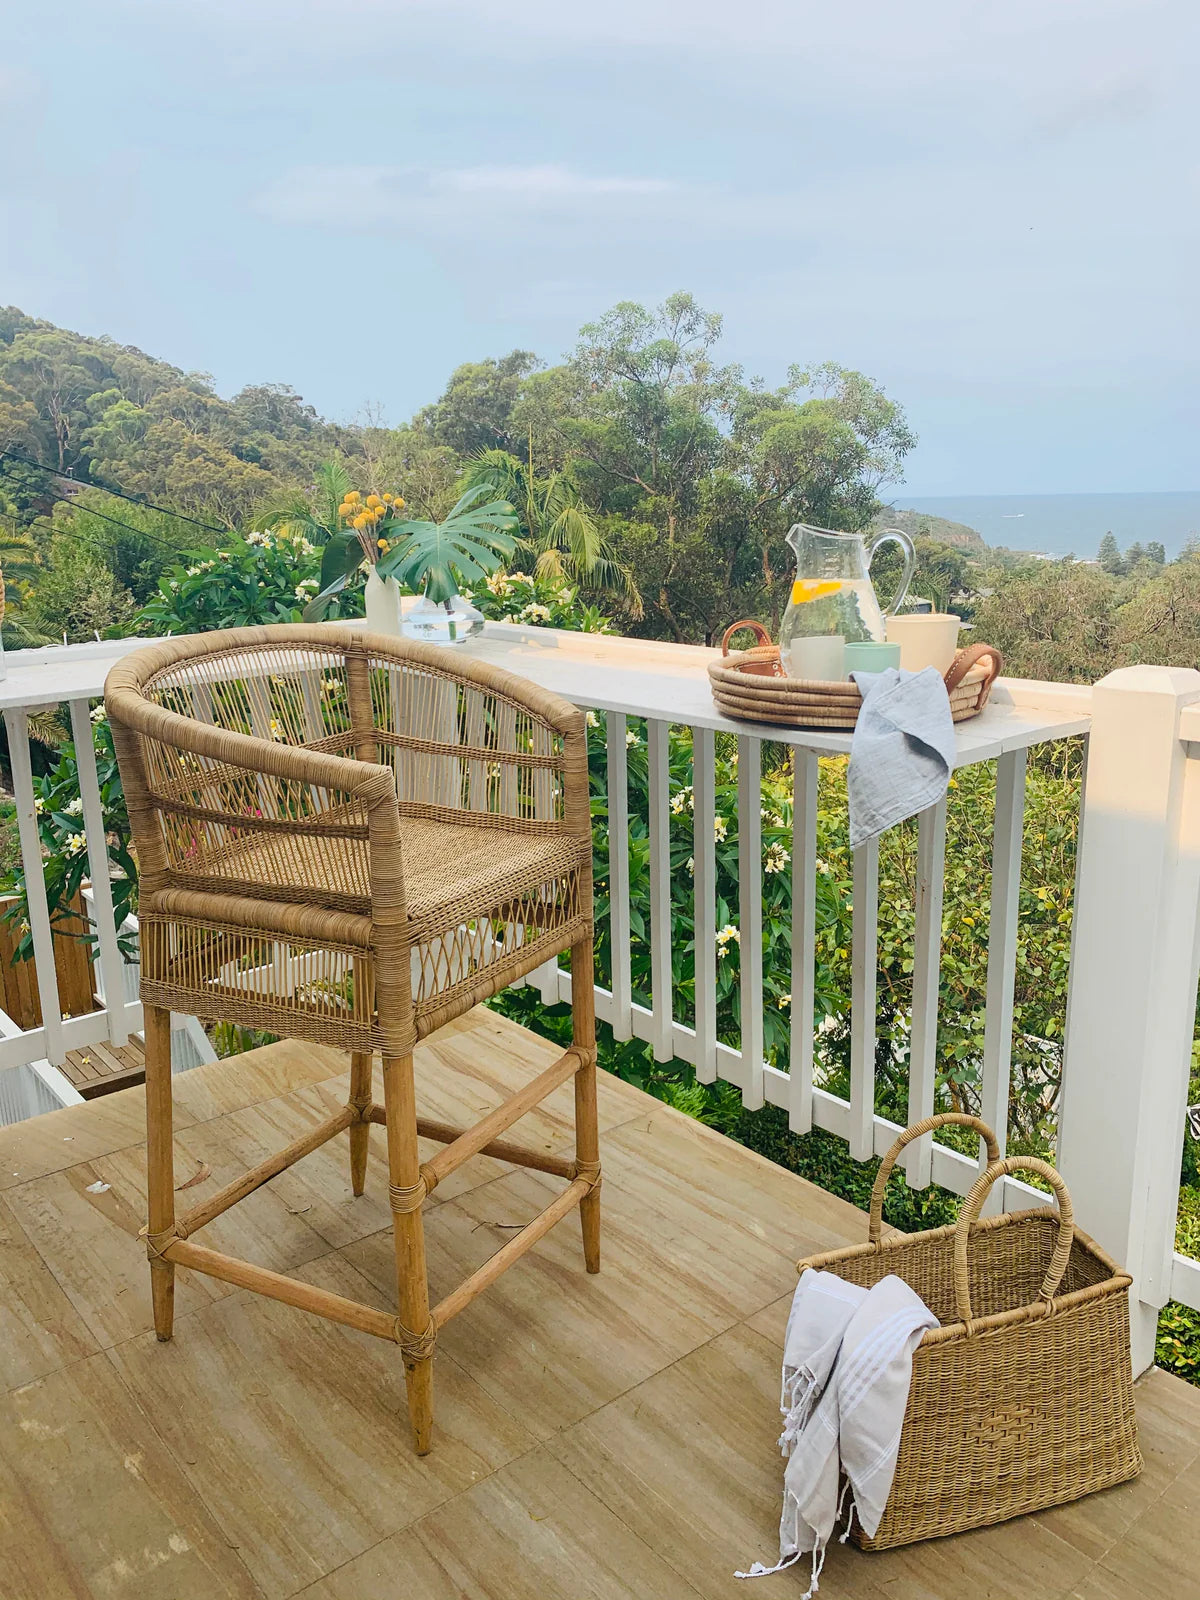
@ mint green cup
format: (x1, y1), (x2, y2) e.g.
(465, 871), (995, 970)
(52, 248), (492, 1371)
(844, 641), (901, 676)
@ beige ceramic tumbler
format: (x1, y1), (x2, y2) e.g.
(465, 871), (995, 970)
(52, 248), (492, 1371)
(885, 612), (962, 674)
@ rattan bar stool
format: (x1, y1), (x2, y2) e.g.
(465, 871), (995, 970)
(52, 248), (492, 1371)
(105, 623), (599, 1453)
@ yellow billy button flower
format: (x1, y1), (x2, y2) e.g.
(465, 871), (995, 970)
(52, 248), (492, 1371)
(365, 494), (382, 508)
(377, 538), (387, 549)
(353, 512), (370, 529)
(345, 490), (361, 503)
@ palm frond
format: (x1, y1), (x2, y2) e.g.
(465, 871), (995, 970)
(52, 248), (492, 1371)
(313, 460), (352, 529)
(0, 529), (40, 585)
(533, 547), (567, 582)
(545, 501), (602, 573)
(2, 613), (56, 649)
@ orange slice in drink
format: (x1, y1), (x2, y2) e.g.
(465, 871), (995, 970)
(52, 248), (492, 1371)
(791, 579), (843, 605)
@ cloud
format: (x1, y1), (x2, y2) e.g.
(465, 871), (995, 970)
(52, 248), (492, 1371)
(1032, 74), (1157, 139)
(257, 162), (680, 231)
(0, 65), (41, 117)
(441, 166), (675, 199)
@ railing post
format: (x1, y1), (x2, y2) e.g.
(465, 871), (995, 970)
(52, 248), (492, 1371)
(1058, 665), (1200, 1375)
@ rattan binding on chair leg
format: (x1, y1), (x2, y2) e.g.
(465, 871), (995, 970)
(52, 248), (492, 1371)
(105, 624), (601, 1454)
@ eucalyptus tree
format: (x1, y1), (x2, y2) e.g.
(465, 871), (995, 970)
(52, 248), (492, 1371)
(511, 292), (917, 642)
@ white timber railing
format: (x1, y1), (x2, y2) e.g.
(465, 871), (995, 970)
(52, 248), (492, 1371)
(0, 626), (1197, 1374)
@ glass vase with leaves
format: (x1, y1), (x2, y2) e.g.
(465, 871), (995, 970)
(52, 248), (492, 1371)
(304, 485), (518, 643)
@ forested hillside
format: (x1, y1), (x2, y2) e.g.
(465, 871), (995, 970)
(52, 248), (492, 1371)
(0, 295), (918, 647)
(2, 294), (1199, 681)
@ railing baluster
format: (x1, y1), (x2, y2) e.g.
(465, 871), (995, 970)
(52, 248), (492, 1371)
(648, 719), (673, 1062)
(905, 797), (949, 1187)
(188, 681), (216, 726)
(737, 736), (764, 1109)
(981, 748), (1026, 1186)
(464, 687), (489, 812)
(849, 836), (880, 1160)
(68, 699), (128, 1047)
(243, 674), (276, 813)
(606, 711), (633, 1041)
(692, 726), (718, 1083)
(3, 708), (65, 1065)
(299, 670), (323, 742)
(789, 750), (818, 1133)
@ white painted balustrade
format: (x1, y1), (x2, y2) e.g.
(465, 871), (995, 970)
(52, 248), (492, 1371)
(1, 626), (1198, 1377)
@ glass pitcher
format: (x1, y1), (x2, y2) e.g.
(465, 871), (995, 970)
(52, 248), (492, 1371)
(779, 524), (916, 671)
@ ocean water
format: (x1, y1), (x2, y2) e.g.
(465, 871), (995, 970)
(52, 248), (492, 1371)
(893, 491), (1200, 560)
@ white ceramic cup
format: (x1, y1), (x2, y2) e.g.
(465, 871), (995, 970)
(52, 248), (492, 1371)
(787, 634), (846, 681)
(885, 613), (962, 675)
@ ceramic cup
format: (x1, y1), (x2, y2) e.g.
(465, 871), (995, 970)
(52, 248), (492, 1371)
(843, 641), (901, 676)
(885, 612), (962, 675)
(786, 634), (845, 681)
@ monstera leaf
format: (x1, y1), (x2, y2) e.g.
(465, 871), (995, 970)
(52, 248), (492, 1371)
(376, 486), (518, 602)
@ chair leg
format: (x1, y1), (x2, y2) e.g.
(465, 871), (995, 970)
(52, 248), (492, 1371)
(381, 1052), (434, 1454)
(348, 1050), (373, 1197)
(571, 936), (601, 1274)
(143, 1003), (176, 1341)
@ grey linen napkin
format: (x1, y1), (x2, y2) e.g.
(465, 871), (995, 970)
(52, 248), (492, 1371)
(847, 667), (956, 848)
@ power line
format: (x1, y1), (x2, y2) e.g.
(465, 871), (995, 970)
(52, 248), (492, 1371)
(5, 481), (196, 554)
(0, 446), (228, 536)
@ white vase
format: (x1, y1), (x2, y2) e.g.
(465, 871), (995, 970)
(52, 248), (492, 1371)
(363, 569), (403, 636)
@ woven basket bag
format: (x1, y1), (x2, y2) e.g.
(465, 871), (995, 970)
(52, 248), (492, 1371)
(797, 1113), (1141, 1549)
(708, 620), (1002, 731)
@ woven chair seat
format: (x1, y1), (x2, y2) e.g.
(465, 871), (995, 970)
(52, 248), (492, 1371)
(162, 810), (587, 936)
(137, 814), (589, 1047)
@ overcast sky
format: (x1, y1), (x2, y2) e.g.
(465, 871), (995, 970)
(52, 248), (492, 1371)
(2, 0), (1196, 495)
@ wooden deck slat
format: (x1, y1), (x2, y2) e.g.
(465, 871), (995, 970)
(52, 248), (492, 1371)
(60, 1037), (151, 1097)
(0, 1007), (1194, 1600)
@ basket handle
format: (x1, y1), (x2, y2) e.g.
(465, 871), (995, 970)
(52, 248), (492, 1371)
(868, 1113), (1000, 1245)
(721, 618), (773, 656)
(953, 1156), (1075, 1330)
(943, 643), (1003, 696)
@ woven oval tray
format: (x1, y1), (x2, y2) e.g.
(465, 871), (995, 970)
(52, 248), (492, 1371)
(709, 620), (1003, 730)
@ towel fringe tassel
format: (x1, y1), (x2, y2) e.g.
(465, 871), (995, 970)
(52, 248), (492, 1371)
(734, 1550), (803, 1581)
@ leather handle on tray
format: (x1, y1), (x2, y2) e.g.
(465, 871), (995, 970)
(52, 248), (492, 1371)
(953, 1156), (1075, 1331)
(943, 643), (1003, 696)
(721, 618), (773, 656)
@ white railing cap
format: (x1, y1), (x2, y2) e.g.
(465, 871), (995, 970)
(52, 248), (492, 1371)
(0, 620), (1092, 760)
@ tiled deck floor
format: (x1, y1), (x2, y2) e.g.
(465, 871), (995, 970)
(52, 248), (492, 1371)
(0, 1007), (1194, 1599)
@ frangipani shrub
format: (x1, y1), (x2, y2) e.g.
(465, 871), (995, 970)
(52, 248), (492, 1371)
(465, 570), (614, 634)
(140, 524), (334, 633)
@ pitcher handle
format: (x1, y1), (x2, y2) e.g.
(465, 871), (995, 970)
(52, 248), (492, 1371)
(865, 527), (916, 616)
